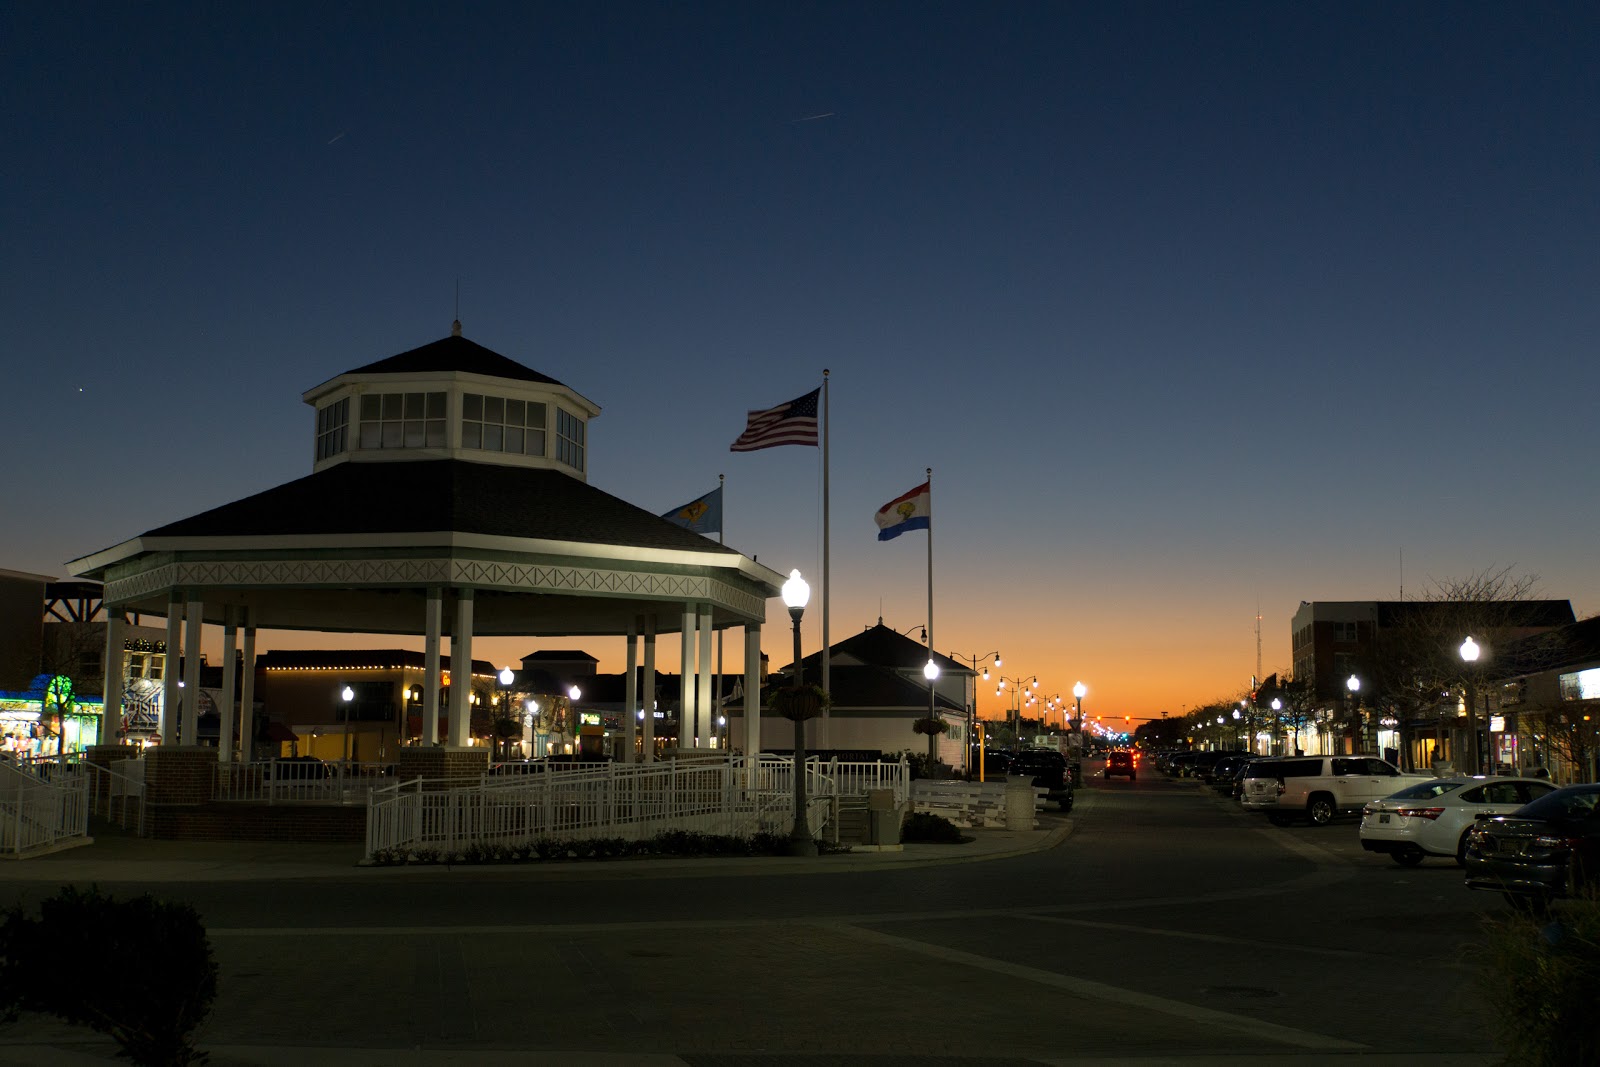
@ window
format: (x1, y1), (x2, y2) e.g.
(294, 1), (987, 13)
(359, 391), (446, 450)
(463, 393), (546, 456)
(315, 398), (349, 460)
(556, 407), (585, 470)
(1332, 621), (1358, 643)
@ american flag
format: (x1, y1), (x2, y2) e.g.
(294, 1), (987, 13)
(729, 387), (820, 451)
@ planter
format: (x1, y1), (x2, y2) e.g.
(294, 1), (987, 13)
(770, 686), (830, 722)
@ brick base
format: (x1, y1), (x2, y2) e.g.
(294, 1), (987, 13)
(396, 746), (490, 788)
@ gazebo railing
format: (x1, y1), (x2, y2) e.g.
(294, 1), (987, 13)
(365, 754), (903, 860)
(215, 759), (398, 804)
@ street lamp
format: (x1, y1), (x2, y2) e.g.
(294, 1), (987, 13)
(1271, 697), (1282, 755)
(339, 684), (354, 763)
(782, 569), (815, 856)
(523, 698), (539, 759)
(1346, 674), (1362, 753)
(1460, 636), (1482, 774)
(497, 667), (515, 760)
(949, 651), (1001, 776)
(997, 674), (1039, 744)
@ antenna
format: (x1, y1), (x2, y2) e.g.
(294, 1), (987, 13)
(1399, 547), (1404, 599)
(451, 279), (462, 337)
(1255, 599), (1262, 687)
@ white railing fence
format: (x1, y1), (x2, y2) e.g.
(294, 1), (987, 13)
(0, 761), (90, 855)
(366, 754), (908, 860)
(215, 760), (399, 805)
(12, 753), (146, 837)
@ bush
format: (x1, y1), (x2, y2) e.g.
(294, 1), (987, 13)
(1475, 891), (1600, 1065)
(900, 811), (968, 844)
(0, 885), (218, 1066)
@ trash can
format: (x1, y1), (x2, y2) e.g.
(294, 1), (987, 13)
(1003, 776), (1036, 829)
(866, 788), (900, 845)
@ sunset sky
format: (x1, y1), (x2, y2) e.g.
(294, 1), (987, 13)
(5, 4), (1598, 721)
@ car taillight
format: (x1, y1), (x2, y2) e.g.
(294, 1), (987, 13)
(1533, 834), (1583, 850)
(1394, 807), (1445, 821)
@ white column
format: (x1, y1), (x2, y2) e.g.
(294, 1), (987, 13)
(424, 588), (443, 747)
(101, 610), (125, 746)
(449, 590), (475, 747)
(181, 595), (204, 746)
(641, 615), (657, 763)
(218, 606), (237, 763)
(680, 606), (696, 750)
(697, 605), (714, 748)
(161, 594), (182, 746)
(744, 623), (762, 786)
(239, 610), (256, 763)
(623, 619), (638, 764)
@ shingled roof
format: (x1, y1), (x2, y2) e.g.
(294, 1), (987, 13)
(343, 335), (565, 386)
(795, 623), (971, 675)
(143, 458), (729, 549)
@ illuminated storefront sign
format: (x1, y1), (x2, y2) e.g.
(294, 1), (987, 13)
(1560, 667), (1600, 702)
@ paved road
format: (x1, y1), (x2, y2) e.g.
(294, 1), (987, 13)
(0, 769), (1507, 1066)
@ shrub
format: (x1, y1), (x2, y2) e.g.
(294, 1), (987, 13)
(900, 811), (967, 843)
(1475, 891), (1600, 1065)
(0, 885), (218, 1066)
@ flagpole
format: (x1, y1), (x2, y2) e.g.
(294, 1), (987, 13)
(926, 467), (935, 726)
(717, 472), (725, 750)
(820, 368), (831, 751)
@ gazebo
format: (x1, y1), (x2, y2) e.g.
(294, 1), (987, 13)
(67, 325), (785, 786)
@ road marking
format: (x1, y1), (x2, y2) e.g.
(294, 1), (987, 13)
(817, 921), (1366, 1052)
(1017, 913), (1372, 959)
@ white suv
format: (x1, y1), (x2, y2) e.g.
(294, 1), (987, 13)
(1240, 756), (1433, 826)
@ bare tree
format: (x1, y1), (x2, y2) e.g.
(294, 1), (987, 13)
(1368, 566), (1564, 773)
(1537, 709), (1600, 784)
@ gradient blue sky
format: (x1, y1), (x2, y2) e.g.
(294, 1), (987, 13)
(4, 3), (1597, 720)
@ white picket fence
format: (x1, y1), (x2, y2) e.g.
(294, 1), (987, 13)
(366, 754), (909, 859)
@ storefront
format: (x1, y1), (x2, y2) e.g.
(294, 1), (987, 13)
(0, 674), (102, 758)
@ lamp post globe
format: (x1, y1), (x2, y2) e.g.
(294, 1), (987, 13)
(781, 569), (815, 855)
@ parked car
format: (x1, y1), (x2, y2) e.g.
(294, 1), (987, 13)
(267, 755), (331, 780)
(1241, 755), (1433, 826)
(1208, 754), (1252, 794)
(1105, 750), (1137, 781)
(1464, 783), (1600, 909)
(1004, 748), (1075, 811)
(1164, 752), (1199, 778)
(1360, 776), (1558, 866)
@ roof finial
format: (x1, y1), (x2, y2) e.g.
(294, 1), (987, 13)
(451, 318), (462, 338)
(451, 278), (462, 336)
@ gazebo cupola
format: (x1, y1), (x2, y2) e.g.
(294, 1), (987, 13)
(301, 322), (602, 482)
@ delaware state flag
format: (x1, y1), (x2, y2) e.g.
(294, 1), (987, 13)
(661, 486), (722, 535)
(874, 481), (931, 541)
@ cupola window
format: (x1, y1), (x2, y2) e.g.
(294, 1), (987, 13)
(462, 393), (547, 456)
(359, 391), (446, 449)
(556, 407), (586, 471)
(315, 398), (349, 460)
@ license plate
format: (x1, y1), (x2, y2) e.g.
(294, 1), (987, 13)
(1378, 813), (1390, 823)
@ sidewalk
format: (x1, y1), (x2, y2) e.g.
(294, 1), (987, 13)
(0, 820), (1073, 883)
